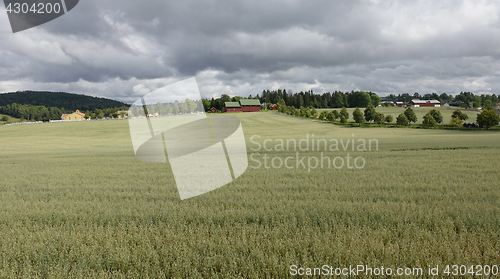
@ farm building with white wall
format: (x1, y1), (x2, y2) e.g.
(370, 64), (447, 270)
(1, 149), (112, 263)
(409, 99), (441, 107)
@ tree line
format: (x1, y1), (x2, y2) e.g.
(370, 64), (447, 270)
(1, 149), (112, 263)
(277, 104), (499, 129)
(0, 103), (129, 121)
(202, 90), (499, 111)
(201, 94), (257, 112)
(202, 91), (383, 111)
(263, 89), (499, 109)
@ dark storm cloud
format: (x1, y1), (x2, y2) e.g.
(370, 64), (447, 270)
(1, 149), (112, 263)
(1, 0), (500, 100)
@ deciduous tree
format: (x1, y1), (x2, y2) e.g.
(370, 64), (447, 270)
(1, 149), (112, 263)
(429, 109), (443, 124)
(422, 112), (437, 127)
(396, 113), (409, 126)
(326, 112), (334, 122)
(374, 112), (385, 124)
(353, 108), (364, 125)
(332, 110), (340, 120)
(364, 105), (376, 123)
(340, 107), (349, 120)
(451, 109), (468, 121)
(477, 108), (500, 128)
(404, 107), (417, 123)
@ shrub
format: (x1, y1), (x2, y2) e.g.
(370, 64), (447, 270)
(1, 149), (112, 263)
(319, 111), (327, 120)
(311, 108), (317, 118)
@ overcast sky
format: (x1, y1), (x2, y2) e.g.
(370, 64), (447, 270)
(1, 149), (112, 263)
(1, 0), (499, 103)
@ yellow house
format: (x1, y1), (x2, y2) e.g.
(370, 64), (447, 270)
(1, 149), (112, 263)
(116, 110), (129, 119)
(62, 109), (86, 121)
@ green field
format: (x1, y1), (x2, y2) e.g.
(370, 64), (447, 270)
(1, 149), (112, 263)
(0, 113), (499, 277)
(318, 107), (479, 125)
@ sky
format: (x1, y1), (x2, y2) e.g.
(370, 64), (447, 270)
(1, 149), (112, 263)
(1, 0), (499, 103)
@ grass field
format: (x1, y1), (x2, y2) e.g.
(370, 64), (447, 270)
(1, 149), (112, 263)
(0, 113), (499, 277)
(317, 107), (479, 125)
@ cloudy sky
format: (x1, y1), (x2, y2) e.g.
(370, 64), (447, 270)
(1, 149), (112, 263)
(1, 0), (499, 103)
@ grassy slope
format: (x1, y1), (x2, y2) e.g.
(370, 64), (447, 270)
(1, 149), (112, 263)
(0, 114), (499, 277)
(0, 113), (20, 124)
(318, 107), (479, 125)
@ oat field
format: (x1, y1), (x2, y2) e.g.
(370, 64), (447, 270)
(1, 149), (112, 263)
(0, 112), (499, 278)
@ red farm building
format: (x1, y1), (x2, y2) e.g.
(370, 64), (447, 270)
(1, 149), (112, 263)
(269, 104), (277, 110)
(224, 102), (242, 112)
(239, 99), (261, 112)
(408, 99), (441, 107)
(224, 99), (261, 112)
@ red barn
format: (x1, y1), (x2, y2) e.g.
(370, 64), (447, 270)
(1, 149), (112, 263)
(269, 104), (277, 110)
(224, 102), (242, 112)
(239, 99), (261, 112)
(223, 99), (261, 112)
(409, 99), (441, 107)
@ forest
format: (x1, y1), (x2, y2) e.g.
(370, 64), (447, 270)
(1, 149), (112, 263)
(0, 91), (127, 111)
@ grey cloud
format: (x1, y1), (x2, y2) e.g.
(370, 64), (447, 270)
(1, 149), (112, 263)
(1, 0), (500, 101)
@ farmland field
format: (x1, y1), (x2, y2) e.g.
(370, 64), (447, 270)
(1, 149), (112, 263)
(318, 107), (479, 125)
(0, 112), (499, 277)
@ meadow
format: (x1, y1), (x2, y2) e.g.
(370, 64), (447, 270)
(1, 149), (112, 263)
(0, 112), (499, 278)
(317, 106), (479, 125)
